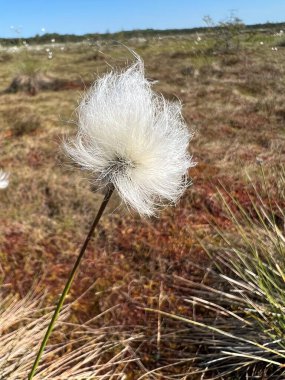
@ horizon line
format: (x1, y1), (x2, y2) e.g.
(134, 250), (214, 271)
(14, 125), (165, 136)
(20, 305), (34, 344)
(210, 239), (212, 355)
(1, 20), (285, 40)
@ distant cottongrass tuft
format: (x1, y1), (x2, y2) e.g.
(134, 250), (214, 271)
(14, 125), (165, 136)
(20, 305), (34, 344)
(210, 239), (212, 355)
(64, 58), (194, 216)
(0, 170), (9, 189)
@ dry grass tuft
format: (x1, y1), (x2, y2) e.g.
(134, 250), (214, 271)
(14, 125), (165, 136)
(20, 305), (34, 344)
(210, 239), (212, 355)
(0, 288), (142, 379)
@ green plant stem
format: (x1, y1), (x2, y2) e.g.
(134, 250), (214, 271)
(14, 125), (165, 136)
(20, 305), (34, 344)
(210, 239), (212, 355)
(28, 185), (114, 380)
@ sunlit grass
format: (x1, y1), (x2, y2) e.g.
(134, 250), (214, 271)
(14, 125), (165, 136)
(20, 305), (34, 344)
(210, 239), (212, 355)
(0, 288), (141, 379)
(154, 166), (285, 378)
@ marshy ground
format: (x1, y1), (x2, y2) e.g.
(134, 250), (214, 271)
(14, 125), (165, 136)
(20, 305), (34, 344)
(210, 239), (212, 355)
(1, 26), (285, 378)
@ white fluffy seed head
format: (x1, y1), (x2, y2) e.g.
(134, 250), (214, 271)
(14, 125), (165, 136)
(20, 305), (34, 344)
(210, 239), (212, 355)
(0, 170), (9, 189)
(64, 58), (195, 216)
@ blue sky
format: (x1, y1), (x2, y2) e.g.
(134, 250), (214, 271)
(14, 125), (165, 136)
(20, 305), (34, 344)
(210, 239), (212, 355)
(1, 0), (285, 38)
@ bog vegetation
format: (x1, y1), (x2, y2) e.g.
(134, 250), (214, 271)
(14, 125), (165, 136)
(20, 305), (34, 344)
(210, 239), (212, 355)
(1, 19), (285, 379)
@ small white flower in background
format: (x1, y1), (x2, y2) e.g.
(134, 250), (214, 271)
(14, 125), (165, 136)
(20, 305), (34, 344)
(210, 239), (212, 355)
(51, 38), (55, 43)
(60, 46), (65, 51)
(0, 170), (9, 189)
(64, 57), (194, 216)
(46, 48), (50, 52)
(272, 47), (278, 51)
(260, 41), (264, 45)
(10, 46), (19, 53)
(256, 157), (264, 165)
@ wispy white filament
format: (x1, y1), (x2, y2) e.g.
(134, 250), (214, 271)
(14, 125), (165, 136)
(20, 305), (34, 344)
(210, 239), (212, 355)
(0, 170), (9, 189)
(64, 58), (194, 216)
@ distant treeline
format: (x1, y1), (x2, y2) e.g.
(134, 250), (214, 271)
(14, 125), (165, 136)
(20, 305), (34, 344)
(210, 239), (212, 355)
(1, 21), (285, 46)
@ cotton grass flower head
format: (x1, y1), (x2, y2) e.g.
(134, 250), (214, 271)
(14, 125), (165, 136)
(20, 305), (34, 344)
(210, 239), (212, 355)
(0, 170), (9, 189)
(64, 57), (194, 216)
(30, 57), (194, 377)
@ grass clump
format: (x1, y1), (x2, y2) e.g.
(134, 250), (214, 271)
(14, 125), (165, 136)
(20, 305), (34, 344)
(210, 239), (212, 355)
(160, 166), (285, 379)
(0, 287), (140, 379)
